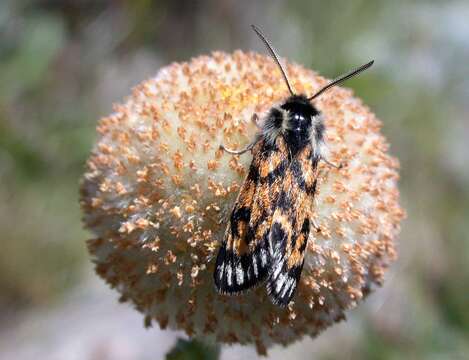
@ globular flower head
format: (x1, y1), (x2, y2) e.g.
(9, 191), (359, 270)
(80, 51), (404, 355)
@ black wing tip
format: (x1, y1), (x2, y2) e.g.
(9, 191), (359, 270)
(266, 278), (298, 308)
(214, 270), (267, 296)
(267, 292), (291, 308)
(213, 244), (270, 295)
(266, 260), (303, 307)
(214, 282), (248, 296)
(213, 263), (252, 296)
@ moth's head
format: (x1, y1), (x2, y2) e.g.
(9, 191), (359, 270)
(261, 95), (322, 149)
(281, 94), (322, 136)
(251, 24), (373, 151)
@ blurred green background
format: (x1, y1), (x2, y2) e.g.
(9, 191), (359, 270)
(1, 0), (468, 359)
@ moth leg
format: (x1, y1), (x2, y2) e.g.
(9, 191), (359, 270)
(220, 140), (256, 155)
(311, 218), (321, 233)
(321, 155), (343, 169)
(251, 113), (261, 128)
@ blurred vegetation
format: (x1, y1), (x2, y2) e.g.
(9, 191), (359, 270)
(166, 339), (220, 360)
(1, 0), (468, 359)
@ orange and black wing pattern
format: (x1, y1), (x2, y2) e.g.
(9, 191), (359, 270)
(214, 137), (289, 294)
(267, 147), (319, 306)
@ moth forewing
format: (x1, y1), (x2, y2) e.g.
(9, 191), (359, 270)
(213, 137), (289, 295)
(267, 146), (319, 306)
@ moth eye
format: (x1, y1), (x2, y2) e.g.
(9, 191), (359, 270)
(293, 114), (306, 123)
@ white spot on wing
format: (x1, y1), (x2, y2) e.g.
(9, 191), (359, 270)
(218, 264), (224, 281)
(273, 261), (283, 279)
(260, 248), (268, 266)
(280, 277), (294, 298)
(227, 264), (233, 286)
(236, 263), (244, 285)
(276, 273), (286, 293)
(253, 256), (258, 277)
(287, 280), (296, 298)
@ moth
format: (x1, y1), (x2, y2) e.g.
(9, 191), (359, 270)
(214, 25), (373, 307)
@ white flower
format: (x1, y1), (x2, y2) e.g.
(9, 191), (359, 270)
(80, 51), (404, 355)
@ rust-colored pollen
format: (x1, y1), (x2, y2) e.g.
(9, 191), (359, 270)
(80, 51), (404, 355)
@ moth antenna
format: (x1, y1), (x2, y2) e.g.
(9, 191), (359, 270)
(308, 60), (374, 101)
(251, 24), (295, 96)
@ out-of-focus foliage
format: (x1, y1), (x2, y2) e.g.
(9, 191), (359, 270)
(166, 339), (220, 360)
(0, 0), (468, 359)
